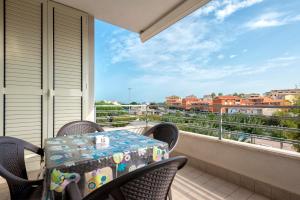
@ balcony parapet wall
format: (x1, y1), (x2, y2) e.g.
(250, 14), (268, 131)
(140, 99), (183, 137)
(173, 130), (300, 198)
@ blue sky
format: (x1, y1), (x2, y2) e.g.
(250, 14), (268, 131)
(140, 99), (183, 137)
(95, 0), (300, 103)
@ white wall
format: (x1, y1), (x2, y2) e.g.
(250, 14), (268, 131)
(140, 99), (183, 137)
(86, 15), (95, 122)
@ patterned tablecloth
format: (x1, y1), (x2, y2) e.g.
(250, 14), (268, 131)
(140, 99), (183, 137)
(42, 130), (169, 199)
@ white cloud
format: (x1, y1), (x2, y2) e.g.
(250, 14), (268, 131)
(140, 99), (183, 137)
(192, 1), (222, 17)
(268, 56), (297, 62)
(107, 1), (299, 83)
(108, 0), (265, 74)
(109, 14), (227, 75)
(218, 54), (225, 59)
(292, 15), (300, 21)
(129, 55), (299, 100)
(215, 0), (263, 21)
(246, 12), (300, 29)
(193, 0), (263, 21)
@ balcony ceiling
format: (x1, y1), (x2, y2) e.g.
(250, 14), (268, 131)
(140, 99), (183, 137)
(53, 0), (210, 42)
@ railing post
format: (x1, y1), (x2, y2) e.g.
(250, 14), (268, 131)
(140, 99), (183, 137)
(250, 134), (254, 144)
(94, 104), (97, 123)
(145, 105), (149, 128)
(219, 106), (223, 140)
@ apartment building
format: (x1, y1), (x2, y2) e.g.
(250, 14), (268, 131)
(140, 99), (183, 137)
(165, 95), (182, 108)
(265, 89), (300, 101)
(182, 95), (199, 110)
(165, 92), (294, 113)
(212, 96), (244, 112)
(182, 95), (213, 111)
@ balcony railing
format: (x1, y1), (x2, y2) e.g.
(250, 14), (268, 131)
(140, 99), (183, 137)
(95, 104), (300, 152)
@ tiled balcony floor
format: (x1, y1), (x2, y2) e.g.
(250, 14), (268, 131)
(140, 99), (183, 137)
(173, 165), (269, 200)
(0, 165), (269, 200)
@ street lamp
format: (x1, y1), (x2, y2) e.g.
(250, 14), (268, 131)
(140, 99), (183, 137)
(128, 88), (132, 114)
(128, 88), (132, 104)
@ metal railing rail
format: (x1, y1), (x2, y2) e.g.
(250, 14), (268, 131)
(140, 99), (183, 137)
(170, 123), (300, 146)
(161, 116), (300, 133)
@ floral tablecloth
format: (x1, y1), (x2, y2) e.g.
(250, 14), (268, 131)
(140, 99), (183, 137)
(42, 130), (169, 199)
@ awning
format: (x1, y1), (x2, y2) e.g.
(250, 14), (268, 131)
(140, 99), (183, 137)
(53, 0), (211, 42)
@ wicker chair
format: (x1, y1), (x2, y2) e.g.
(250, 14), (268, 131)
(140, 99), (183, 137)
(143, 123), (179, 152)
(66, 156), (188, 200)
(0, 136), (44, 200)
(56, 120), (104, 137)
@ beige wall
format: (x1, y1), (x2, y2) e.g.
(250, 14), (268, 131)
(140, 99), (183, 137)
(175, 131), (300, 195)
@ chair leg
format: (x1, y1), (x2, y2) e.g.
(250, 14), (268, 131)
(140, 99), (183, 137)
(168, 189), (172, 200)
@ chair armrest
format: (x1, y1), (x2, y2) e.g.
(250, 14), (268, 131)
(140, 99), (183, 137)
(66, 181), (82, 200)
(24, 142), (44, 157)
(0, 165), (43, 186)
(24, 142), (44, 165)
(143, 126), (154, 137)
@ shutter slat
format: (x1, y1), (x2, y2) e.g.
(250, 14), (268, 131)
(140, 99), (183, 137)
(7, 0), (41, 12)
(6, 34), (41, 44)
(6, 55), (41, 64)
(54, 96), (81, 133)
(7, 68), (41, 76)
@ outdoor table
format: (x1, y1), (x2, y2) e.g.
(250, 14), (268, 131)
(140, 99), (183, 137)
(42, 130), (169, 199)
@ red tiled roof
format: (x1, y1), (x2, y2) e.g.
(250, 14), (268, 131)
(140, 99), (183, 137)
(214, 96), (240, 100)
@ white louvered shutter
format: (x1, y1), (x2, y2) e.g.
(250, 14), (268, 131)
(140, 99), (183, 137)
(49, 2), (87, 136)
(3, 0), (46, 147)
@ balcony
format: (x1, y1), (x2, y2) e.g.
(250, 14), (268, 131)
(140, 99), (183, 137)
(2, 0), (299, 199)
(0, 104), (299, 199)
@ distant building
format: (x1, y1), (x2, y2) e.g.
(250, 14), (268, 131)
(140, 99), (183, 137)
(227, 107), (279, 116)
(228, 107), (262, 115)
(182, 95), (199, 110)
(129, 105), (149, 115)
(244, 96), (291, 106)
(203, 94), (213, 101)
(284, 95), (299, 104)
(165, 95), (182, 108)
(228, 96), (291, 116)
(165, 89), (297, 114)
(212, 96), (244, 112)
(246, 96), (272, 105)
(194, 100), (213, 112)
(265, 89), (300, 103)
(181, 95), (213, 111)
(243, 93), (261, 98)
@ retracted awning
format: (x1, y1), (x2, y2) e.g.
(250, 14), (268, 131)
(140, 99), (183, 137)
(53, 0), (211, 42)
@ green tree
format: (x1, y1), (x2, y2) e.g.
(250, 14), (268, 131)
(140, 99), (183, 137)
(274, 97), (300, 151)
(95, 100), (113, 105)
(211, 93), (216, 98)
(238, 93), (245, 98)
(218, 92), (223, 96)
